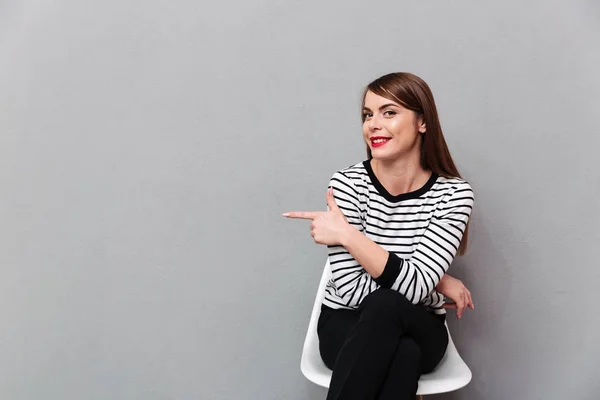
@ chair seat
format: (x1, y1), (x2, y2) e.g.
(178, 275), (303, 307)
(300, 260), (472, 396)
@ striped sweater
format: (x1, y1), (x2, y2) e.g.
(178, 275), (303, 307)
(323, 159), (475, 315)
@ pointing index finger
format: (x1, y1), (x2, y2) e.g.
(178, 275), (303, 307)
(282, 211), (322, 220)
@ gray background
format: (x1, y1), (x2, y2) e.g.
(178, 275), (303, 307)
(1, 0), (599, 399)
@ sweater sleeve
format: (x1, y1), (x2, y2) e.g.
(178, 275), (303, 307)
(326, 171), (381, 308)
(383, 182), (475, 304)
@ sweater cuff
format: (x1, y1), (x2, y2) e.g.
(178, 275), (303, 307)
(374, 252), (402, 289)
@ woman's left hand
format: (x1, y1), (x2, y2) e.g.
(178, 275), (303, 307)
(436, 274), (474, 319)
(282, 188), (351, 246)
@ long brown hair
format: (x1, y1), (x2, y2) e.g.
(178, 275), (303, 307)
(361, 72), (470, 255)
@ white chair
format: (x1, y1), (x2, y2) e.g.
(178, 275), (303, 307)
(300, 260), (472, 398)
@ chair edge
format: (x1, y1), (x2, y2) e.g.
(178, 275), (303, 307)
(416, 368), (472, 395)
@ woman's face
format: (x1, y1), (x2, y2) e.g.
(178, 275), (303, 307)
(362, 90), (425, 162)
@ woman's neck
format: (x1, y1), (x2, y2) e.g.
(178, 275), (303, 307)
(371, 157), (431, 197)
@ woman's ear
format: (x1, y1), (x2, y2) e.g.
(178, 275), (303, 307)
(417, 114), (426, 133)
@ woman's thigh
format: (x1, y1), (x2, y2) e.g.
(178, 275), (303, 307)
(317, 306), (358, 369)
(358, 289), (448, 373)
(316, 292), (448, 373)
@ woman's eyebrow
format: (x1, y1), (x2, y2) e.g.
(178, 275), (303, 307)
(362, 103), (399, 111)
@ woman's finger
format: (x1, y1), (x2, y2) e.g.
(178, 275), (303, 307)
(456, 297), (464, 319)
(443, 302), (457, 309)
(467, 290), (475, 309)
(282, 211), (322, 220)
(326, 188), (342, 214)
(465, 289), (472, 309)
(459, 293), (468, 318)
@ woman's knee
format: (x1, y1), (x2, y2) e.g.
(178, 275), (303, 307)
(397, 337), (422, 363)
(391, 337), (422, 377)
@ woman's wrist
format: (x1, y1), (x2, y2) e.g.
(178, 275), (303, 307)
(339, 223), (358, 248)
(435, 275), (446, 292)
(436, 274), (449, 291)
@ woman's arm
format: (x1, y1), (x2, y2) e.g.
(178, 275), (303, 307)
(339, 225), (388, 279)
(337, 222), (475, 316)
(337, 224), (475, 315)
(340, 182), (474, 305)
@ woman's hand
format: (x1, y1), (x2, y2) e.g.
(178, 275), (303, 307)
(436, 274), (474, 319)
(282, 188), (352, 246)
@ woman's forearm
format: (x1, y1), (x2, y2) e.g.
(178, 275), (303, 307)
(340, 225), (388, 279)
(340, 225), (455, 285)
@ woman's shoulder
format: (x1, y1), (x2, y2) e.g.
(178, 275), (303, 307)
(337, 160), (367, 175)
(328, 161), (369, 193)
(330, 160), (368, 181)
(434, 175), (472, 190)
(432, 175), (475, 204)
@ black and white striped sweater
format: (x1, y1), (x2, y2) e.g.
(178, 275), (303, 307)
(323, 159), (475, 315)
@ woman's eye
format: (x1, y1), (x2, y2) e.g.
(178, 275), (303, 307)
(362, 113), (372, 119)
(384, 110), (396, 116)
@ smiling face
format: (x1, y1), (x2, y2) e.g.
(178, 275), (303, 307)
(362, 90), (426, 163)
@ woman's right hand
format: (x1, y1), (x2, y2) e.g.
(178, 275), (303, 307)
(436, 274), (474, 319)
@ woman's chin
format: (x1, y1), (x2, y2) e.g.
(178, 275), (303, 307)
(371, 148), (395, 160)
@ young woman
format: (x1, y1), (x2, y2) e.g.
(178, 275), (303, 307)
(283, 72), (474, 400)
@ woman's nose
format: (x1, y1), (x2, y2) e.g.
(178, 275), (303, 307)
(369, 115), (382, 131)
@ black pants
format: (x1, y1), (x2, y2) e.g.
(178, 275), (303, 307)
(317, 289), (449, 400)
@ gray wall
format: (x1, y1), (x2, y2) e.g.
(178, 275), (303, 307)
(1, 0), (599, 399)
